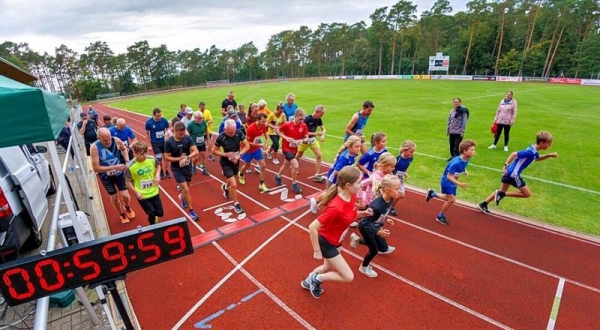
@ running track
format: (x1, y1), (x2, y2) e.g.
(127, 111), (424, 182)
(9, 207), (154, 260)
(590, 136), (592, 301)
(93, 104), (600, 329)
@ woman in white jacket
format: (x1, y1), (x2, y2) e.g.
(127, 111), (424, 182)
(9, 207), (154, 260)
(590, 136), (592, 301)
(489, 91), (517, 151)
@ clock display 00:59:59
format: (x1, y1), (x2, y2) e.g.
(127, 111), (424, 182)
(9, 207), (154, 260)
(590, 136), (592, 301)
(0, 218), (194, 306)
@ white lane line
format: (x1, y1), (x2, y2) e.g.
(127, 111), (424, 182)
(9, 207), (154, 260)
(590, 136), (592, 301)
(546, 278), (565, 330)
(203, 201), (233, 212)
(391, 216), (600, 293)
(172, 209), (314, 330)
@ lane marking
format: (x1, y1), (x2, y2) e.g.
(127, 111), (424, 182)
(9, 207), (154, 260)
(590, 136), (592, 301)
(173, 209), (314, 330)
(203, 201), (233, 212)
(546, 278), (565, 330)
(194, 289), (263, 329)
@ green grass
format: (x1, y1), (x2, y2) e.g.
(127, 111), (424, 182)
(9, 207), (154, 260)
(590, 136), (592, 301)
(107, 80), (600, 236)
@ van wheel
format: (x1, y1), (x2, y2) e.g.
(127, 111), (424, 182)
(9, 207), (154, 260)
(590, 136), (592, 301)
(46, 165), (57, 196)
(24, 225), (43, 249)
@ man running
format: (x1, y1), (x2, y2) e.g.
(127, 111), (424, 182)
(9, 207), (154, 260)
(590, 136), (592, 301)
(239, 113), (269, 192)
(344, 101), (374, 154)
(214, 119), (249, 215)
(145, 108), (170, 179)
(275, 108), (309, 193)
(165, 122), (200, 221)
(91, 128), (135, 224)
(296, 105), (327, 182)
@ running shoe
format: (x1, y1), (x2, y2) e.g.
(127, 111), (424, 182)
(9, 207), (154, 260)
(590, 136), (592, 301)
(124, 207), (136, 220)
(309, 197), (318, 214)
(349, 233), (360, 249)
(426, 189), (436, 202)
(308, 273), (323, 299)
(189, 209), (199, 221)
(258, 183), (269, 192)
(178, 194), (187, 208)
(274, 174), (282, 186)
(379, 246), (396, 254)
(494, 190), (505, 206)
(238, 174), (246, 185)
(436, 214), (449, 225)
(292, 183), (302, 194)
(222, 183), (229, 199)
(234, 203), (244, 214)
(119, 213), (130, 224)
(313, 175), (326, 183)
(477, 203), (490, 214)
(166, 171), (172, 179)
(272, 158), (280, 165)
(358, 265), (378, 278)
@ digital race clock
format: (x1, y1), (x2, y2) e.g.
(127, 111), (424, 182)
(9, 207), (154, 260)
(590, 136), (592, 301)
(0, 218), (194, 306)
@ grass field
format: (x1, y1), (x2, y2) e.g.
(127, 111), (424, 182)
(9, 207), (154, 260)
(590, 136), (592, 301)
(107, 79), (600, 236)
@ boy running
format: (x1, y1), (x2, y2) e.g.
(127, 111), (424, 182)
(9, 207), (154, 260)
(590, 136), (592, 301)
(125, 141), (163, 225)
(478, 131), (557, 213)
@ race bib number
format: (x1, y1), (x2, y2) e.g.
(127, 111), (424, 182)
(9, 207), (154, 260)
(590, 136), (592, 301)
(254, 137), (262, 144)
(355, 129), (363, 136)
(155, 131), (164, 139)
(289, 140), (299, 148)
(106, 170), (120, 176)
(140, 179), (154, 189)
(396, 171), (405, 183)
(307, 137), (316, 144)
(196, 136), (205, 144)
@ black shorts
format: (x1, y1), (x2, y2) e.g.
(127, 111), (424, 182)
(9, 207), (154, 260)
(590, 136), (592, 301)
(172, 166), (193, 183)
(283, 151), (296, 161)
(151, 142), (165, 155)
(100, 173), (127, 195)
(501, 174), (527, 188)
(196, 144), (206, 152)
(318, 235), (341, 259)
(220, 158), (239, 178)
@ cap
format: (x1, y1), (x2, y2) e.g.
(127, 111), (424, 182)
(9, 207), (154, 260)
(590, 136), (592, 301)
(227, 109), (237, 117)
(185, 107), (193, 114)
(80, 112), (88, 118)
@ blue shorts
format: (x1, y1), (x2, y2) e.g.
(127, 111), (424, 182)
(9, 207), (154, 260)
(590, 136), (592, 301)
(440, 181), (457, 196)
(241, 149), (264, 163)
(501, 174), (527, 188)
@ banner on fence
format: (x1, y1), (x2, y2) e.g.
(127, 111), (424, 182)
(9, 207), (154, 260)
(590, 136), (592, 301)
(413, 75), (431, 80)
(473, 75), (497, 81)
(450, 75), (473, 81)
(549, 78), (582, 84)
(496, 76), (523, 82)
(581, 79), (600, 86)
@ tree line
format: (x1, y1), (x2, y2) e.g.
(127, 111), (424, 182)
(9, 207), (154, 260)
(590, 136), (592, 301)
(1, 0), (599, 101)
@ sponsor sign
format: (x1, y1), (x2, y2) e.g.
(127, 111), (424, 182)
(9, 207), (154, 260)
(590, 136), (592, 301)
(497, 76), (523, 82)
(429, 53), (450, 72)
(449, 75), (473, 81)
(549, 78), (582, 84)
(473, 75), (497, 81)
(581, 79), (600, 86)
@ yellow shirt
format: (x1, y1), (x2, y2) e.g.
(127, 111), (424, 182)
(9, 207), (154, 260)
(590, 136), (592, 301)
(257, 106), (271, 116)
(200, 108), (214, 134)
(267, 112), (286, 135)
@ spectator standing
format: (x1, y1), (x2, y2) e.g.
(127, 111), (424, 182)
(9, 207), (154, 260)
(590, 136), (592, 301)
(447, 98), (469, 160)
(489, 91), (517, 152)
(77, 112), (98, 156)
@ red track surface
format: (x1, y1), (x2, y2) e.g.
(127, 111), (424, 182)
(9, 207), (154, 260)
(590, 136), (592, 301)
(92, 104), (600, 329)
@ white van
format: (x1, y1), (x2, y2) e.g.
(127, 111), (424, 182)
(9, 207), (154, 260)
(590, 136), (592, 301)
(0, 144), (56, 261)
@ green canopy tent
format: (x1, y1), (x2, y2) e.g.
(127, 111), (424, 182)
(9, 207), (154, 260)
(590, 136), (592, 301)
(0, 75), (68, 148)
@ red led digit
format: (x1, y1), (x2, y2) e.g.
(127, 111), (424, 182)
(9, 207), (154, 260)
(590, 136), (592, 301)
(3, 268), (35, 300)
(102, 242), (128, 272)
(73, 248), (101, 280)
(34, 259), (65, 291)
(137, 232), (160, 262)
(164, 226), (186, 255)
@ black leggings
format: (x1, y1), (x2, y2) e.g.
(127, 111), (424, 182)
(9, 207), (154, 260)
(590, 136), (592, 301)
(493, 124), (511, 146)
(358, 223), (389, 267)
(449, 134), (463, 157)
(138, 194), (164, 225)
(269, 135), (280, 152)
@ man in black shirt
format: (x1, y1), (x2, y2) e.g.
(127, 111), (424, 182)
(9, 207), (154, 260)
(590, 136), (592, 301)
(77, 112), (98, 156)
(214, 119), (249, 215)
(296, 105), (327, 182)
(220, 91), (237, 116)
(165, 122), (200, 221)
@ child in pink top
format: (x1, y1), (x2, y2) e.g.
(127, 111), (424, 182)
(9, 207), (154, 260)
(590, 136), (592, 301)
(357, 152), (397, 210)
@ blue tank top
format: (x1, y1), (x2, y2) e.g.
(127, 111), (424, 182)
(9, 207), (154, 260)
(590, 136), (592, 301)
(95, 138), (123, 178)
(344, 111), (369, 140)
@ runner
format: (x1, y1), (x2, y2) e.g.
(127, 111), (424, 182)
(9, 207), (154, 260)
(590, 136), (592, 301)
(296, 105), (327, 182)
(165, 122), (200, 221)
(344, 101), (374, 154)
(187, 111), (210, 176)
(145, 108), (170, 179)
(125, 141), (163, 225)
(91, 128), (135, 224)
(214, 119), (250, 214)
(238, 113), (269, 192)
(274, 108), (309, 194)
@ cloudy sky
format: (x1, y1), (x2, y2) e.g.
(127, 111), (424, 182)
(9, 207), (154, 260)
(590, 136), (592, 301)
(0, 0), (466, 55)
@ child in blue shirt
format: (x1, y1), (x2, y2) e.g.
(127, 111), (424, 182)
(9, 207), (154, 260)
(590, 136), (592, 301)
(390, 140), (416, 216)
(425, 140), (476, 225)
(325, 135), (362, 188)
(357, 132), (388, 178)
(477, 131), (557, 213)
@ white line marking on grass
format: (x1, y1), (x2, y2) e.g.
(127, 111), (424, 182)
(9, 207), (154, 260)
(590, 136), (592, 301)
(440, 86), (563, 104)
(173, 209), (314, 330)
(546, 278), (565, 330)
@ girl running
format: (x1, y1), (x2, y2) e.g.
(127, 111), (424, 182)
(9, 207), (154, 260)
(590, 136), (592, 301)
(350, 175), (401, 278)
(390, 140), (416, 216)
(325, 135), (362, 188)
(357, 132), (388, 178)
(301, 166), (371, 299)
(357, 152), (397, 210)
